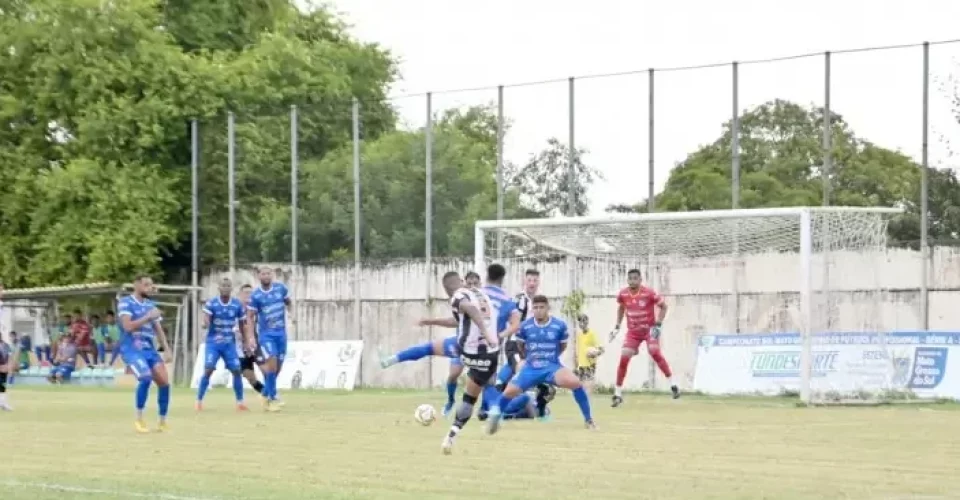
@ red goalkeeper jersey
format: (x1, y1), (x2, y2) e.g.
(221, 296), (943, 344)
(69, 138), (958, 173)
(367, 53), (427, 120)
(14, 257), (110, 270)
(616, 286), (663, 332)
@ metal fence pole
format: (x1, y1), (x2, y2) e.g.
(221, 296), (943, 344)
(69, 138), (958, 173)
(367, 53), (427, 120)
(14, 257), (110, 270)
(291, 105), (299, 267)
(731, 62), (741, 333)
(189, 119), (200, 385)
(567, 77), (576, 216)
(227, 112), (236, 275)
(921, 42), (930, 330)
(496, 85), (505, 260)
(822, 52), (832, 206)
(425, 92), (434, 385)
(352, 98), (362, 368)
(647, 68), (657, 388)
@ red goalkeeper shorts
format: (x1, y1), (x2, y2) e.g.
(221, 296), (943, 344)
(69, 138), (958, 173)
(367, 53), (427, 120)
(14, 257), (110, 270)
(623, 329), (653, 351)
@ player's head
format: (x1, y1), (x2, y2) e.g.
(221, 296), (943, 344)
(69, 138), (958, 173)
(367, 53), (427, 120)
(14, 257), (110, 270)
(218, 277), (233, 298)
(531, 294), (549, 320)
(486, 263), (506, 286)
(91, 314), (101, 326)
(105, 310), (115, 324)
(627, 269), (642, 289)
(133, 274), (154, 297)
(524, 269), (540, 295)
(72, 309), (82, 320)
(577, 313), (589, 330)
(258, 265), (274, 286)
(441, 271), (462, 297)
(239, 284), (253, 303)
(464, 271), (481, 288)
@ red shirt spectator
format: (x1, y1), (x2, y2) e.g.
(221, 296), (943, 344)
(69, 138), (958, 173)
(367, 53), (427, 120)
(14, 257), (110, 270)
(71, 312), (92, 348)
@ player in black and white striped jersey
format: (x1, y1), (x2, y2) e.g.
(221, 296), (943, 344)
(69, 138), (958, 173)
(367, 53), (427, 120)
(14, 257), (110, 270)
(494, 268), (540, 392)
(440, 271), (500, 455)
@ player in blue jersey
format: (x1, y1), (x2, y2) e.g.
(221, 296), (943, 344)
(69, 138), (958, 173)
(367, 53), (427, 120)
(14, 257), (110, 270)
(477, 263), (521, 416)
(196, 278), (251, 412)
(246, 266), (291, 412)
(379, 272), (484, 416)
(118, 275), (173, 433)
(486, 294), (595, 434)
(493, 268), (540, 391)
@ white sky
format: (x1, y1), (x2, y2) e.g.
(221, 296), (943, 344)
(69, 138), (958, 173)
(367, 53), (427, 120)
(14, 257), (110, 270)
(327, 0), (960, 213)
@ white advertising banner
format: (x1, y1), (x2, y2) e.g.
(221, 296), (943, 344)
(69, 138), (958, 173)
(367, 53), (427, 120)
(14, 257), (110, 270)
(693, 332), (960, 400)
(190, 340), (364, 391)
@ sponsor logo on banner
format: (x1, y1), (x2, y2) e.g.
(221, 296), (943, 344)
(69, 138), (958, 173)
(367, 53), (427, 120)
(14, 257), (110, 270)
(692, 332), (960, 400)
(190, 340), (364, 391)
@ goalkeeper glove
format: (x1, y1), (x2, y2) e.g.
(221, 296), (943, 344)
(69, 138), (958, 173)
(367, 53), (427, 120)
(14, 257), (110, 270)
(608, 326), (620, 343)
(650, 322), (663, 340)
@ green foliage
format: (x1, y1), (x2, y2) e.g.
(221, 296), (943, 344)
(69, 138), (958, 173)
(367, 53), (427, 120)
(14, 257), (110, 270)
(560, 289), (585, 320)
(608, 100), (960, 244)
(507, 138), (601, 217)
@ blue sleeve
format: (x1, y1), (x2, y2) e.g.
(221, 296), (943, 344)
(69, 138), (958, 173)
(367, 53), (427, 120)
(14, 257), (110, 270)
(248, 293), (260, 312)
(117, 297), (132, 317)
(557, 320), (569, 342)
(202, 298), (214, 315)
(515, 322), (527, 342)
(281, 283), (290, 301)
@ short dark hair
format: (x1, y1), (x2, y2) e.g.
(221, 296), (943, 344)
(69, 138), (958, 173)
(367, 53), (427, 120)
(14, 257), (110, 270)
(627, 269), (642, 277)
(91, 314), (101, 320)
(442, 271), (460, 282)
(486, 264), (506, 282)
(465, 271), (480, 280)
(525, 268), (540, 277)
(72, 309), (82, 315)
(105, 310), (115, 316)
(531, 295), (549, 305)
(240, 284), (252, 291)
(134, 274), (151, 283)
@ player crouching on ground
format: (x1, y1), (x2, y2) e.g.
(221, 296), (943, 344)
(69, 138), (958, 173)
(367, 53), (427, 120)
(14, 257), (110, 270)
(479, 384), (555, 421)
(48, 335), (78, 384)
(486, 295), (595, 434)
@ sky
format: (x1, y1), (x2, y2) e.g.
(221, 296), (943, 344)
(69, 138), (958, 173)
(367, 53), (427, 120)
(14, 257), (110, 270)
(325, 0), (960, 214)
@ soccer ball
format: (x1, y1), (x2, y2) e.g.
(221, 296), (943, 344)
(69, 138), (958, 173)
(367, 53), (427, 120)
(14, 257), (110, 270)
(414, 404), (437, 426)
(587, 347), (601, 359)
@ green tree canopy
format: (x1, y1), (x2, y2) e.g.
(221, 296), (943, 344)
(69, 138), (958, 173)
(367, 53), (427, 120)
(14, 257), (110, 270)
(608, 100), (960, 244)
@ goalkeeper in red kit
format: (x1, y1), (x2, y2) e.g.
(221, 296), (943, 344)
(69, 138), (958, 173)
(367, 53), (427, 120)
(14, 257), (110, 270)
(608, 268), (679, 407)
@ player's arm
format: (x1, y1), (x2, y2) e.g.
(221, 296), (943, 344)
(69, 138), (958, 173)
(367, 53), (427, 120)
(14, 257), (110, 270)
(558, 321), (569, 353)
(459, 301), (497, 346)
(655, 299), (668, 323)
(500, 309), (521, 340)
(154, 320), (172, 357)
(201, 302), (212, 330)
(610, 295), (625, 342)
(418, 317), (458, 328)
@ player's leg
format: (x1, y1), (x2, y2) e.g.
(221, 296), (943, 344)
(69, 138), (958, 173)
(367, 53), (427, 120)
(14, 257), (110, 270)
(0, 371), (9, 410)
(273, 336), (287, 405)
(551, 366), (595, 427)
(443, 358), (463, 417)
(196, 345), (219, 408)
(259, 338), (280, 409)
(501, 393), (532, 418)
(122, 350), (154, 433)
(646, 337), (679, 398)
(240, 353), (265, 395)
(534, 384), (554, 418)
(380, 338), (449, 368)
(223, 347), (247, 409)
(148, 351), (171, 430)
(494, 346), (521, 392)
(487, 365), (542, 435)
(442, 354), (497, 454)
(613, 333), (642, 407)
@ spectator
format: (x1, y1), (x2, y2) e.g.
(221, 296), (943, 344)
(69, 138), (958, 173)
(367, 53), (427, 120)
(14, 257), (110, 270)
(48, 335), (77, 384)
(49, 313), (72, 361)
(90, 314), (105, 365)
(102, 311), (121, 366)
(15, 331), (31, 372)
(71, 309), (93, 366)
(0, 331), (11, 410)
(3, 332), (14, 385)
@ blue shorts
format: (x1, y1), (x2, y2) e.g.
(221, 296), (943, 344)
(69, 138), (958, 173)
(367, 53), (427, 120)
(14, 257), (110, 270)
(51, 365), (74, 380)
(204, 343), (241, 371)
(510, 363), (562, 392)
(121, 348), (163, 380)
(442, 337), (462, 366)
(260, 335), (287, 363)
(503, 394), (532, 419)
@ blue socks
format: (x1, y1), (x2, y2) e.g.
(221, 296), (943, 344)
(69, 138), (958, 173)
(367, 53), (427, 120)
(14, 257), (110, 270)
(495, 364), (514, 386)
(482, 384), (501, 413)
(397, 343), (433, 363)
(445, 381), (457, 405)
(264, 372), (277, 400)
(158, 384), (170, 418)
(135, 379), (151, 411)
(232, 372), (245, 402)
(572, 386), (592, 421)
(504, 394), (530, 414)
(107, 349), (120, 367)
(197, 374), (211, 402)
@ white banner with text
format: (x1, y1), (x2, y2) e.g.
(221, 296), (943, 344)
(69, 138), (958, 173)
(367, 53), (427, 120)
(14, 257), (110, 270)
(190, 340), (364, 391)
(693, 332), (960, 400)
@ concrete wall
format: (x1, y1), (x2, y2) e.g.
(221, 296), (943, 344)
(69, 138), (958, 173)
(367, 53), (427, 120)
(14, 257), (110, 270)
(201, 246), (960, 390)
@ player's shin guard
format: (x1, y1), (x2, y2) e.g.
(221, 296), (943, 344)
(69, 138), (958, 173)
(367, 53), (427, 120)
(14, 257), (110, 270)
(451, 393), (476, 433)
(264, 372), (277, 400)
(572, 386), (592, 422)
(197, 374), (211, 401)
(158, 384), (171, 418)
(232, 373), (244, 402)
(135, 379), (151, 413)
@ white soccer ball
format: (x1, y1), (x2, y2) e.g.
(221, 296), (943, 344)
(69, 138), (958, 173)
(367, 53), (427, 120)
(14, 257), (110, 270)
(587, 347), (601, 359)
(414, 404), (437, 426)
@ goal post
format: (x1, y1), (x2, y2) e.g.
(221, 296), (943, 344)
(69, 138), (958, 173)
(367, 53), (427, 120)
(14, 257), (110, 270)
(474, 206), (903, 404)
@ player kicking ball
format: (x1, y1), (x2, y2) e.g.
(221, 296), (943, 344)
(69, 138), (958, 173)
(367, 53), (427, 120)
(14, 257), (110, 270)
(609, 269), (679, 407)
(486, 295), (595, 435)
(195, 278), (250, 412)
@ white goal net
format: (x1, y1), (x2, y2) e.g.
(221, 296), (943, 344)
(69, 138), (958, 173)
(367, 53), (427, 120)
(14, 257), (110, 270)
(475, 206), (903, 404)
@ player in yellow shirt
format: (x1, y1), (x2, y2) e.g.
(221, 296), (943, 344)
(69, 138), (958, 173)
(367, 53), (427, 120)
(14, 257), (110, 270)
(575, 314), (603, 391)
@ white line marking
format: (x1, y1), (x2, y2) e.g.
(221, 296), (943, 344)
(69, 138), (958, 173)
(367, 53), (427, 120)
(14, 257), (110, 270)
(2, 480), (220, 500)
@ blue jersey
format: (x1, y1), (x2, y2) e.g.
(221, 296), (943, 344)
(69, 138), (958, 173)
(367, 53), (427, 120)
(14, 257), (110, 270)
(203, 296), (246, 344)
(482, 285), (518, 334)
(515, 316), (568, 369)
(248, 283), (290, 339)
(117, 295), (162, 352)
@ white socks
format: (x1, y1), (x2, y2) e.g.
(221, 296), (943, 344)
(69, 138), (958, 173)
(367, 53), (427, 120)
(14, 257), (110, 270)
(666, 376), (674, 387)
(614, 386), (623, 397)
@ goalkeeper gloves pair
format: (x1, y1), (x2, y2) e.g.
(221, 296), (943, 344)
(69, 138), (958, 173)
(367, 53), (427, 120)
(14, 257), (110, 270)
(609, 322), (663, 341)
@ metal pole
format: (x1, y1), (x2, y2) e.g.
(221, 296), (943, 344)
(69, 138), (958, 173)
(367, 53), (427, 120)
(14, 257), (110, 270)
(352, 98), (362, 372)
(647, 68), (657, 388)
(291, 105), (299, 267)
(425, 92), (433, 289)
(731, 61), (741, 333)
(567, 77), (576, 216)
(921, 41), (930, 330)
(822, 52), (832, 206)
(496, 85), (505, 260)
(190, 119), (199, 384)
(227, 112), (236, 275)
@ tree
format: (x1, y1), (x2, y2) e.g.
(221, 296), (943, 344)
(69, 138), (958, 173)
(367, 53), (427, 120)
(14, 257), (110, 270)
(607, 100), (960, 244)
(508, 138), (601, 217)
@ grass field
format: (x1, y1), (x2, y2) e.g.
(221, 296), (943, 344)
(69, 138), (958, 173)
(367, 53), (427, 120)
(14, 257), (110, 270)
(2, 386), (959, 500)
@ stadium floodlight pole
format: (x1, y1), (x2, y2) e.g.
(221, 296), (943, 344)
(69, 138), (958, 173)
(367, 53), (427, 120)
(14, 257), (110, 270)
(190, 119), (199, 383)
(227, 111), (237, 277)
(920, 41), (930, 330)
(291, 104), (299, 267)
(352, 98), (362, 350)
(496, 85), (505, 260)
(425, 92), (433, 300)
